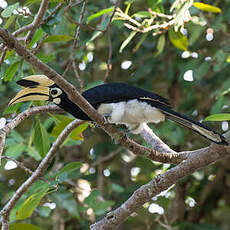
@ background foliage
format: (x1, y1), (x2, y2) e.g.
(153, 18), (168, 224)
(0, 0), (230, 229)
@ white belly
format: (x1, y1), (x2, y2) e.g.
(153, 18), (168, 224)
(97, 99), (165, 125)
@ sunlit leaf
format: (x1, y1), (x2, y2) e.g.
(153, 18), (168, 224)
(1, 3), (19, 18)
(56, 162), (82, 177)
(28, 28), (45, 49)
(43, 35), (74, 43)
(154, 34), (165, 56)
(168, 28), (188, 51)
(10, 223), (41, 230)
(16, 186), (49, 220)
(51, 115), (88, 141)
(119, 31), (137, 53)
(36, 53), (55, 63)
(132, 11), (151, 18)
(4, 15), (16, 29)
(193, 2), (222, 13)
(87, 7), (114, 23)
(4, 61), (20, 81)
(204, 113), (230, 122)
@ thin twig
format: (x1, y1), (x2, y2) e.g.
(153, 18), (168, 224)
(1, 156), (49, 183)
(104, 27), (112, 83)
(43, 2), (65, 24)
(25, 0), (49, 44)
(92, 148), (123, 167)
(71, 0), (87, 89)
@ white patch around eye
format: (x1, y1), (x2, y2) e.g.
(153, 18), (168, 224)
(50, 87), (62, 97)
(53, 98), (61, 104)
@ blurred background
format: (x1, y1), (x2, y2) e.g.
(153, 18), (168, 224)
(0, 0), (230, 229)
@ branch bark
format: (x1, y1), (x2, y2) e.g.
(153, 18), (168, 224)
(90, 144), (230, 229)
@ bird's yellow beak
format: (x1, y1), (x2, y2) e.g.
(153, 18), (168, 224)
(9, 75), (54, 106)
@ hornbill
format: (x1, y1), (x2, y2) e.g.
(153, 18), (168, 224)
(9, 75), (227, 145)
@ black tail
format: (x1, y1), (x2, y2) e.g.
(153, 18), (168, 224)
(155, 106), (227, 145)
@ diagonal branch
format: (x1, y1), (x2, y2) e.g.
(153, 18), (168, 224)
(90, 144), (230, 229)
(0, 28), (185, 165)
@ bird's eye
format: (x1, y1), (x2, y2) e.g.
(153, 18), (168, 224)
(50, 87), (62, 97)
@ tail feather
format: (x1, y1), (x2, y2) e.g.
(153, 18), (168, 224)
(156, 106), (227, 145)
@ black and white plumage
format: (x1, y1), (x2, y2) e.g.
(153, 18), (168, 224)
(9, 75), (227, 145)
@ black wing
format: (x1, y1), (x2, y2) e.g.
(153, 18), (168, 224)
(82, 83), (171, 108)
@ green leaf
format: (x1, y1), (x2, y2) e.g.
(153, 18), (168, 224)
(84, 189), (115, 215)
(132, 11), (151, 18)
(94, 200), (115, 215)
(5, 143), (26, 159)
(56, 162), (82, 177)
(4, 15), (16, 29)
(111, 183), (124, 193)
(204, 113), (230, 122)
(37, 206), (52, 217)
(83, 81), (104, 91)
(87, 7), (114, 23)
(193, 2), (222, 13)
(210, 96), (225, 115)
(10, 223), (41, 230)
(154, 34), (165, 56)
(16, 187), (49, 220)
(70, 123), (89, 140)
(43, 35), (74, 43)
(51, 115), (88, 141)
(36, 53), (55, 63)
(133, 33), (148, 52)
(119, 31), (137, 53)
(3, 103), (22, 115)
(1, 3), (19, 18)
(28, 28), (45, 49)
(33, 119), (50, 157)
(168, 28), (188, 51)
(4, 61), (20, 81)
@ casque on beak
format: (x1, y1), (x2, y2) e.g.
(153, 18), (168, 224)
(9, 75), (54, 106)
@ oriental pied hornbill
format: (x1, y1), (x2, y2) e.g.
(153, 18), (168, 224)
(9, 75), (227, 145)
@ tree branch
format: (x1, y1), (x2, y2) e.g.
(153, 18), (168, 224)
(0, 119), (83, 229)
(0, 28), (185, 165)
(90, 144), (230, 229)
(25, 0), (49, 43)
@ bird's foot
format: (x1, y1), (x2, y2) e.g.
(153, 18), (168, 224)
(103, 113), (112, 124)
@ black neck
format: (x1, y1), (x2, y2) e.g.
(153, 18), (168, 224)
(58, 97), (91, 121)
